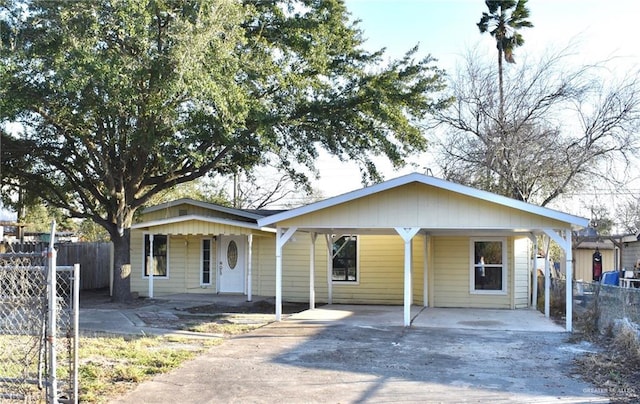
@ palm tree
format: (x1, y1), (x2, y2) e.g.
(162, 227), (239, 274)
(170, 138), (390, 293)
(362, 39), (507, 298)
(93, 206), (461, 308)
(477, 0), (533, 118)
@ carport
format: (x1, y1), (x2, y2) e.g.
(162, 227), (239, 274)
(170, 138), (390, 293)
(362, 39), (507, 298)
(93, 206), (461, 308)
(257, 173), (589, 331)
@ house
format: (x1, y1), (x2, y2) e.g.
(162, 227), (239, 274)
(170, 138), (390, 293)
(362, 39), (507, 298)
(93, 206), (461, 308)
(130, 173), (589, 331)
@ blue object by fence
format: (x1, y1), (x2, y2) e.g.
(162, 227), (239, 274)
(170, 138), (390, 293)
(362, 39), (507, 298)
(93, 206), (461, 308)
(601, 271), (619, 286)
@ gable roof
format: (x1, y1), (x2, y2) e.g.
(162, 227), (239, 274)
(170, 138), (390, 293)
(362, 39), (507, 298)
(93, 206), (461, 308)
(131, 214), (275, 233)
(142, 198), (283, 221)
(257, 172), (589, 229)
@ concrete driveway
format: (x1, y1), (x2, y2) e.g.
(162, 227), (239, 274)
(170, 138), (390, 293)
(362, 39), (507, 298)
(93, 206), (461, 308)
(109, 304), (607, 403)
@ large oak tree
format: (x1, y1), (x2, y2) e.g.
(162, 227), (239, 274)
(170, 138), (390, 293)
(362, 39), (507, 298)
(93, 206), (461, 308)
(0, 0), (449, 301)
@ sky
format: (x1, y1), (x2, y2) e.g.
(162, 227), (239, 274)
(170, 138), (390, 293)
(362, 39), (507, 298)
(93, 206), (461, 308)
(311, 0), (640, 212)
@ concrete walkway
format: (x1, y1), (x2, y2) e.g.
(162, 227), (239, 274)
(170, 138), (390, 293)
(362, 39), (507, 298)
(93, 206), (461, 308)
(106, 305), (606, 404)
(288, 305), (566, 332)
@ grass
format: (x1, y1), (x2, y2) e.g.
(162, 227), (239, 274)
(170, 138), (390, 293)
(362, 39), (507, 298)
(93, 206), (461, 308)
(78, 334), (221, 403)
(77, 317), (269, 402)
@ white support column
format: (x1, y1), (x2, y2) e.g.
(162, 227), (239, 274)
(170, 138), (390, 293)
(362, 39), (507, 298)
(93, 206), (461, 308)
(395, 227), (421, 327)
(247, 234), (253, 302)
(565, 230), (573, 332)
(275, 227), (297, 321)
(325, 234), (333, 304)
(309, 233), (317, 309)
(148, 234), (154, 299)
(544, 228), (574, 332)
(544, 236), (551, 318)
(423, 235), (429, 308)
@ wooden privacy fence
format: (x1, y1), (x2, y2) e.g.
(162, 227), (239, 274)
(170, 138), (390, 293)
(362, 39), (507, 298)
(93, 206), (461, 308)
(0, 241), (112, 290)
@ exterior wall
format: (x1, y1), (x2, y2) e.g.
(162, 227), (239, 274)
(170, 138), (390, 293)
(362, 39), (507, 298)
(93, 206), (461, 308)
(412, 235), (427, 305)
(277, 183), (571, 231)
(574, 248), (616, 282)
(431, 236), (518, 309)
(513, 237), (531, 309)
(131, 229), (268, 297)
(257, 234), (419, 305)
(130, 229), (529, 309)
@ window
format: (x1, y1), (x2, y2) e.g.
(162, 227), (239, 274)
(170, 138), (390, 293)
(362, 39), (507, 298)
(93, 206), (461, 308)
(201, 239), (212, 285)
(332, 235), (358, 282)
(470, 238), (506, 293)
(144, 234), (168, 277)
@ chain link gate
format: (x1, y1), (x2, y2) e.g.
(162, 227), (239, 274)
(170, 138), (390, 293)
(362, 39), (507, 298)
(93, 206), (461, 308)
(0, 225), (79, 403)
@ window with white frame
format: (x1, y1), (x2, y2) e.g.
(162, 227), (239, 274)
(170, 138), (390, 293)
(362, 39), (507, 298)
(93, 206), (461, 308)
(144, 234), (168, 277)
(201, 239), (212, 285)
(332, 235), (358, 282)
(470, 238), (506, 293)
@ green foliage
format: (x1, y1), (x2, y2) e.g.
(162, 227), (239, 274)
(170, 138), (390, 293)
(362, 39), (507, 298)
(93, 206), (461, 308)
(0, 0), (449, 299)
(477, 0), (533, 64)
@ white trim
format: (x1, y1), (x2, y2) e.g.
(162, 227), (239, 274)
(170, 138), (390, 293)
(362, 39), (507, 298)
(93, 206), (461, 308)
(330, 235), (360, 285)
(200, 238), (213, 286)
(132, 214), (275, 233)
(257, 172), (589, 229)
(469, 237), (507, 295)
(142, 232), (170, 280)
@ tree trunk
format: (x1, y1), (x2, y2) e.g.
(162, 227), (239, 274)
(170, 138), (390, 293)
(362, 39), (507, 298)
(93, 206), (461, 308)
(498, 46), (504, 123)
(111, 228), (132, 303)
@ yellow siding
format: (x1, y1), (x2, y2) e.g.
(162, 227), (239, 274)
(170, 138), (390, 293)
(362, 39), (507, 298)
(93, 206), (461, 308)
(251, 234), (424, 305)
(432, 236), (512, 308)
(412, 235), (426, 305)
(278, 183), (571, 230)
(130, 229), (530, 309)
(330, 235), (405, 304)
(513, 237), (530, 308)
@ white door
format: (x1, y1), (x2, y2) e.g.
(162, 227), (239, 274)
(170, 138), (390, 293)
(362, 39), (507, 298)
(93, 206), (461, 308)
(218, 235), (245, 293)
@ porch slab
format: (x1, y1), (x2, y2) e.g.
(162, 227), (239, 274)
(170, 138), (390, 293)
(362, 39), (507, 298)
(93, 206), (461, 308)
(289, 305), (566, 332)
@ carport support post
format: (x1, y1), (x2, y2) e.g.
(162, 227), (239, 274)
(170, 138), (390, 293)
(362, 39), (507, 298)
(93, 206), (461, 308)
(148, 234), (154, 299)
(325, 234), (333, 304)
(396, 227), (420, 327)
(247, 234), (253, 302)
(544, 236), (551, 318)
(275, 227), (297, 321)
(544, 228), (573, 332)
(309, 233), (317, 309)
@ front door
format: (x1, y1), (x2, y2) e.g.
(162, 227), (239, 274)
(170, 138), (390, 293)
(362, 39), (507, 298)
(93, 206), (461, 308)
(218, 235), (245, 293)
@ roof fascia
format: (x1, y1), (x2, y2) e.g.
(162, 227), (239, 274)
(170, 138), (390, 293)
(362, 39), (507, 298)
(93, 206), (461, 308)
(132, 214), (276, 233)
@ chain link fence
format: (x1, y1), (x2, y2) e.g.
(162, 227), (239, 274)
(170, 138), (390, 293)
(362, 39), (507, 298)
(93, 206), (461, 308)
(540, 277), (640, 334)
(0, 251), (79, 403)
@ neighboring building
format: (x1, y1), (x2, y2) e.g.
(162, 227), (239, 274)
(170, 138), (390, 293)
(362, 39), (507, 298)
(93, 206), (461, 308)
(572, 240), (616, 282)
(130, 173), (588, 330)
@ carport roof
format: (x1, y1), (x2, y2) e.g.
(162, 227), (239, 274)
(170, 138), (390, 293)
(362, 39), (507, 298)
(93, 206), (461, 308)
(257, 172), (589, 230)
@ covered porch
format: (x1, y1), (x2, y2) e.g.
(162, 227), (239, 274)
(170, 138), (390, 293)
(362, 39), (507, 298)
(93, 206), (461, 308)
(257, 173), (589, 331)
